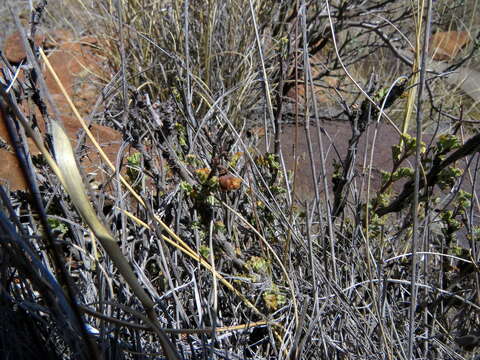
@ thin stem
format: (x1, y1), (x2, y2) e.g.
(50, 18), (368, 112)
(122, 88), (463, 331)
(408, 1), (432, 358)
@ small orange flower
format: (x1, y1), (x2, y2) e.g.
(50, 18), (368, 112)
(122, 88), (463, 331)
(195, 168), (211, 183)
(219, 175), (241, 191)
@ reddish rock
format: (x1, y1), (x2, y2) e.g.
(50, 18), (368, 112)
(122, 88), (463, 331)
(286, 52), (339, 110)
(280, 122), (399, 200)
(0, 149), (29, 191)
(44, 29), (74, 48)
(43, 38), (101, 96)
(0, 107), (27, 191)
(3, 31), (46, 63)
(1, 31), (120, 191)
(430, 31), (470, 61)
(66, 120), (123, 175)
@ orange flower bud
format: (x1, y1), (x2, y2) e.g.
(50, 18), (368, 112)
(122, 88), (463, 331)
(218, 175), (241, 191)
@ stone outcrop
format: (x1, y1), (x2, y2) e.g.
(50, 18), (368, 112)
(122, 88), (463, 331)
(429, 31), (470, 61)
(1, 30), (123, 191)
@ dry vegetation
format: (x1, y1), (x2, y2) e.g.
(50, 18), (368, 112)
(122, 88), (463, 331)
(1, 0), (480, 359)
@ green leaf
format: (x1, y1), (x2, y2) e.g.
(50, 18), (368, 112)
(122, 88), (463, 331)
(436, 134), (461, 155)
